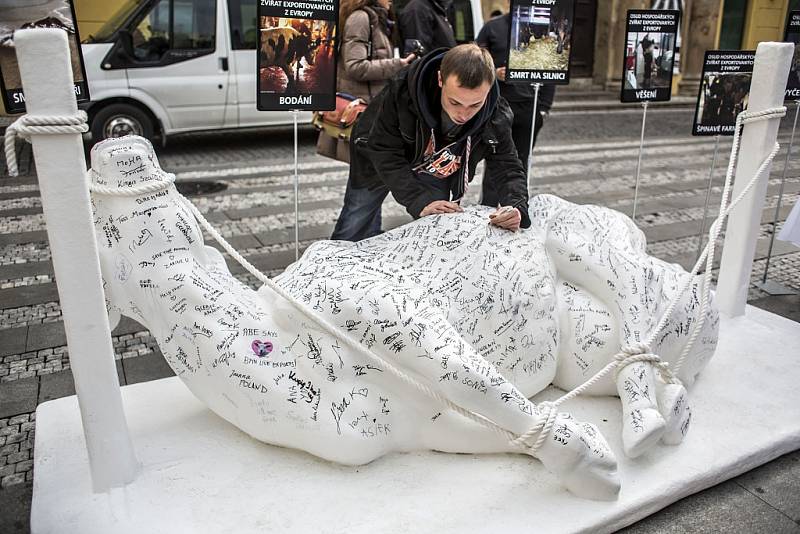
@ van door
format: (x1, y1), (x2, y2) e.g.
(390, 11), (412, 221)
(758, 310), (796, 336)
(124, 0), (233, 133)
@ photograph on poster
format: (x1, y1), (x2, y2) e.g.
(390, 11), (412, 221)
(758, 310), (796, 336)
(692, 51), (754, 136)
(505, 0), (575, 84)
(0, 0), (89, 113)
(784, 10), (800, 100)
(257, 2), (338, 112)
(620, 10), (679, 102)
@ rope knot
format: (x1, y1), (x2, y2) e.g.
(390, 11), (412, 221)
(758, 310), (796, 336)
(509, 400), (558, 455)
(620, 342), (651, 357)
(614, 343), (680, 385)
(5, 111), (88, 177)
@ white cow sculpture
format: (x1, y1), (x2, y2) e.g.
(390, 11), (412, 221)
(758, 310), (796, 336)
(90, 137), (719, 501)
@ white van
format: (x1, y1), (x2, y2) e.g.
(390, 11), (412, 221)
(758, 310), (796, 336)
(80, 0), (483, 143)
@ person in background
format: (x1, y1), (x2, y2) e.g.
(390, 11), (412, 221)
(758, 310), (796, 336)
(338, 0), (416, 102)
(476, 12), (555, 207)
(398, 0), (456, 55)
(331, 44), (530, 241)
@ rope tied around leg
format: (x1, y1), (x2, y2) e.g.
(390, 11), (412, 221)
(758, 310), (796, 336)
(509, 401), (558, 455)
(613, 342), (680, 385)
(88, 169), (176, 196)
(4, 111), (88, 177)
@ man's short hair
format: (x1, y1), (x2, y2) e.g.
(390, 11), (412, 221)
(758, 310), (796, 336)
(440, 44), (496, 89)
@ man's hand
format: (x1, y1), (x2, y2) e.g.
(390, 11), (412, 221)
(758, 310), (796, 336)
(496, 66), (506, 82)
(489, 206), (521, 231)
(420, 200), (463, 217)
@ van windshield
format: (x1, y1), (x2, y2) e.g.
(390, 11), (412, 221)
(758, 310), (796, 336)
(84, 0), (146, 43)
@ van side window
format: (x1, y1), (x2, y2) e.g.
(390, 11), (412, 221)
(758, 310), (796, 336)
(132, 0), (216, 61)
(228, 0), (258, 50)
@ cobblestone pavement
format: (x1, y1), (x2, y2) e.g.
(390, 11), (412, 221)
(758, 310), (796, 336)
(1, 105), (799, 532)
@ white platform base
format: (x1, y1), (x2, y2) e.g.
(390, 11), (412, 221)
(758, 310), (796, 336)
(31, 305), (800, 534)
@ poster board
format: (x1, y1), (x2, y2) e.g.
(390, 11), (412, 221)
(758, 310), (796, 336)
(620, 9), (680, 103)
(784, 10), (800, 101)
(691, 51), (755, 136)
(0, 0), (89, 114)
(505, 0), (576, 85)
(256, 0), (338, 111)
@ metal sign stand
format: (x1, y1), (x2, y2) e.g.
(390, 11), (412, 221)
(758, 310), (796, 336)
(695, 135), (722, 264)
(526, 82), (542, 189)
(754, 99), (800, 295)
(292, 109), (300, 261)
(631, 100), (649, 221)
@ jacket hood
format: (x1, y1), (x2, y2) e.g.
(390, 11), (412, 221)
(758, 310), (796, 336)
(408, 49), (500, 140)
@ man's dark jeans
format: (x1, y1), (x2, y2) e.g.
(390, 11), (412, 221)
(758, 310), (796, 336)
(331, 180), (390, 241)
(332, 172), (451, 241)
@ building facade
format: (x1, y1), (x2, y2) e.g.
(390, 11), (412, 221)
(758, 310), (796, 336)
(76, 0), (797, 97)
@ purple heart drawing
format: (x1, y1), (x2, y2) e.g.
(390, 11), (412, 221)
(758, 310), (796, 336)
(251, 339), (273, 357)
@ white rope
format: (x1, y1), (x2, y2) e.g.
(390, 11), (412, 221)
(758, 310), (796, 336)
(4, 112), (88, 177)
(86, 106), (785, 457)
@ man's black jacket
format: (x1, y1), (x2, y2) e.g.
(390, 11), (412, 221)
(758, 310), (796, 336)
(349, 50), (531, 228)
(398, 0), (456, 55)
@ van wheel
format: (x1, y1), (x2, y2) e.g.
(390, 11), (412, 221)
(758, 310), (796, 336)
(91, 103), (154, 142)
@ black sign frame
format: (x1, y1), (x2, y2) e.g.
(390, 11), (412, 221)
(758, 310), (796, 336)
(619, 9), (680, 103)
(0, 0), (90, 114)
(691, 50), (755, 136)
(784, 10), (800, 101)
(504, 0), (577, 86)
(256, 0), (339, 111)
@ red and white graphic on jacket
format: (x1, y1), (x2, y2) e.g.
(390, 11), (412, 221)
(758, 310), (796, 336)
(414, 136), (462, 180)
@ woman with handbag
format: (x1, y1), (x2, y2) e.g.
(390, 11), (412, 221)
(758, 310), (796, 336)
(315, 0), (415, 162)
(338, 0), (415, 101)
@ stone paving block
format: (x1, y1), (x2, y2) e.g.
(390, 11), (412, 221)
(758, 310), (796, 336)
(735, 450), (800, 523)
(618, 479), (800, 533)
(0, 377), (37, 419)
(37, 369), (75, 404)
(0, 326), (27, 357)
(25, 321), (66, 352)
(122, 350), (174, 385)
(206, 233), (261, 252)
(0, 231), (47, 247)
(0, 207), (41, 218)
(0, 260), (54, 284)
(112, 316), (146, 337)
(0, 282), (59, 309)
(14, 459), (32, 473)
(1, 472), (26, 488)
(750, 295), (800, 324)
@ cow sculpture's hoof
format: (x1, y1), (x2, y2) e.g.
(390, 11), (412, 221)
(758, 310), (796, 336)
(658, 382), (692, 445)
(617, 361), (667, 458)
(535, 414), (621, 501)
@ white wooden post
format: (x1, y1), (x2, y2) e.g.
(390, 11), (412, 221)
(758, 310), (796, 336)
(716, 42), (793, 317)
(14, 29), (138, 491)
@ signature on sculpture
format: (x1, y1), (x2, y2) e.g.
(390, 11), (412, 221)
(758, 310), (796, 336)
(90, 136), (719, 501)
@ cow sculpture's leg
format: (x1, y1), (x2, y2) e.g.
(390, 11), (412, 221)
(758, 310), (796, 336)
(316, 276), (621, 500)
(615, 361), (666, 457)
(656, 380), (691, 445)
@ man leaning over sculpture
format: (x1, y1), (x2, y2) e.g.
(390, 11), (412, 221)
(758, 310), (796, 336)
(332, 44), (529, 241)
